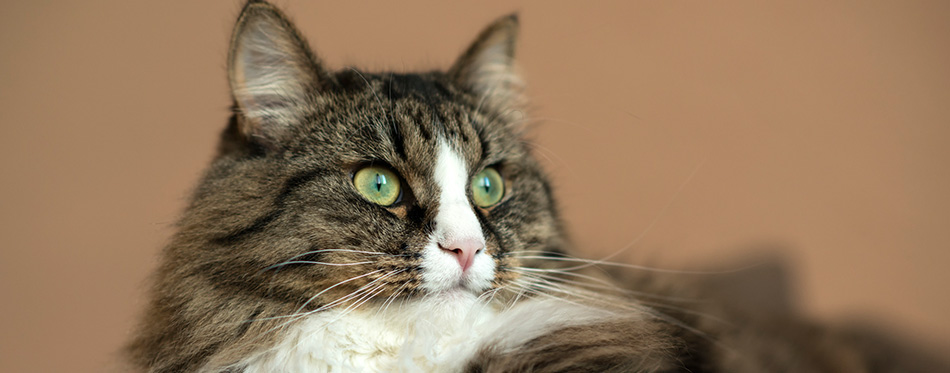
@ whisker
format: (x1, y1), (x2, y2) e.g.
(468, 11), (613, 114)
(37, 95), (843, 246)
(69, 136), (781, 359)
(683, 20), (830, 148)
(264, 260), (374, 271)
(513, 273), (735, 350)
(511, 266), (618, 288)
(511, 255), (758, 275)
(476, 287), (503, 304)
(510, 267), (701, 303)
(547, 271), (700, 303)
(313, 269), (403, 314)
(242, 269), (386, 327)
(348, 281), (393, 314)
(262, 249), (402, 274)
(507, 278), (594, 310)
(524, 272), (732, 325)
(280, 274), (403, 355)
(329, 270), (405, 323)
(283, 248), (403, 261)
(505, 279), (534, 311)
(259, 269), (403, 340)
(293, 270), (385, 315)
(378, 282), (410, 316)
(513, 277), (655, 320)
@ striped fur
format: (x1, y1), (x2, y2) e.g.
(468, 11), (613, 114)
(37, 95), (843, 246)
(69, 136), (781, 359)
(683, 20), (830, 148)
(126, 1), (949, 372)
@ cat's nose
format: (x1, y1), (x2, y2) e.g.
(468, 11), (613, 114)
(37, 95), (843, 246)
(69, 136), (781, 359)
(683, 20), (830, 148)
(439, 237), (484, 272)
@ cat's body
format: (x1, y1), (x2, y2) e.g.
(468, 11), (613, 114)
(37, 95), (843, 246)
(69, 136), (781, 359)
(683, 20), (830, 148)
(127, 1), (946, 372)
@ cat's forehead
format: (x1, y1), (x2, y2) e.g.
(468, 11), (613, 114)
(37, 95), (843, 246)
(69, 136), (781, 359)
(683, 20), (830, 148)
(299, 71), (511, 171)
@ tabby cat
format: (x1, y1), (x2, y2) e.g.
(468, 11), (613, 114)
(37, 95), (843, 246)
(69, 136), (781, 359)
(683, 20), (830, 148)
(127, 1), (946, 372)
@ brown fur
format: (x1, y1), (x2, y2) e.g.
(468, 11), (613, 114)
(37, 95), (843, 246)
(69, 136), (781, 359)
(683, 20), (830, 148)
(127, 1), (949, 372)
(127, 1), (562, 371)
(467, 318), (683, 373)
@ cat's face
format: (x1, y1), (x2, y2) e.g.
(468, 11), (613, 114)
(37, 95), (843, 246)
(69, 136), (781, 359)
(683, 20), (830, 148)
(169, 3), (564, 313)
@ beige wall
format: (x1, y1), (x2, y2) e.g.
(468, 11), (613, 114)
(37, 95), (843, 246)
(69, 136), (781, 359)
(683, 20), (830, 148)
(1, 1), (948, 371)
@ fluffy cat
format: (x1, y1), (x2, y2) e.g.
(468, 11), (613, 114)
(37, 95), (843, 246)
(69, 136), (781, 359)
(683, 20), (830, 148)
(127, 1), (946, 372)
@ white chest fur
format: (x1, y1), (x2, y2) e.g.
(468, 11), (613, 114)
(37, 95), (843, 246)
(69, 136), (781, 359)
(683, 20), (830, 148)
(237, 292), (497, 373)
(234, 294), (613, 373)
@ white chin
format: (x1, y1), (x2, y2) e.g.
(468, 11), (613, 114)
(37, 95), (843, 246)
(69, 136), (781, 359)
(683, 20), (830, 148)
(419, 245), (496, 293)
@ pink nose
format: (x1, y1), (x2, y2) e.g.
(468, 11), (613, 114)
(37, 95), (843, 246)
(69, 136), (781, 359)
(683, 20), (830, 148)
(439, 237), (484, 272)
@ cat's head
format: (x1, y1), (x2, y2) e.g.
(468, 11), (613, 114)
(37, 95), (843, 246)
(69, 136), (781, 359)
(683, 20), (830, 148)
(171, 1), (565, 312)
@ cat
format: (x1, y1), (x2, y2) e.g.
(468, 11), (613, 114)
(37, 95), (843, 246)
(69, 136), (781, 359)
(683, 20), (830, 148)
(126, 1), (947, 372)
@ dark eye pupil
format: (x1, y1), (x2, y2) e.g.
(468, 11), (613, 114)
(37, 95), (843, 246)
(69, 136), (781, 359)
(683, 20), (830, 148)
(481, 176), (491, 192)
(375, 174), (386, 191)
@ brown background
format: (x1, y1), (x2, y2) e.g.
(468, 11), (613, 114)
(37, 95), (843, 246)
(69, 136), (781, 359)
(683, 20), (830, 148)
(2, 1), (948, 371)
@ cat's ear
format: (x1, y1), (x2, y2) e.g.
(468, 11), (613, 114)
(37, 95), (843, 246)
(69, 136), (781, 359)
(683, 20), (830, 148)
(449, 14), (524, 110)
(227, 1), (331, 147)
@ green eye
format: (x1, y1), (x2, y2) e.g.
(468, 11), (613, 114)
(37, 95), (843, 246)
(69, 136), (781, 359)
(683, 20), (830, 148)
(353, 166), (401, 206)
(471, 167), (504, 207)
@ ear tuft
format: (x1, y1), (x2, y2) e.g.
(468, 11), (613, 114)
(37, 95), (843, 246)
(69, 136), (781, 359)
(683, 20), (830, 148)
(449, 14), (524, 113)
(227, 1), (330, 146)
